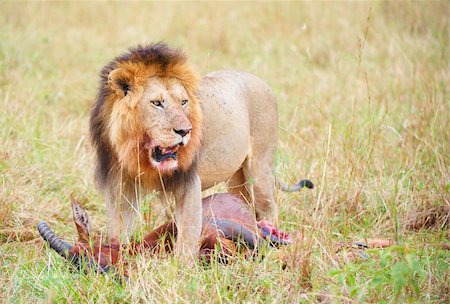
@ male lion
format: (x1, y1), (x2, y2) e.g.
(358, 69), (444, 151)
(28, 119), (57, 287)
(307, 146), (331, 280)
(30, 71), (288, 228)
(90, 43), (307, 259)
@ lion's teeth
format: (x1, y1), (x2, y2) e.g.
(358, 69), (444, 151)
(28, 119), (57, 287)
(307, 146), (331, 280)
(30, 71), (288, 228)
(158, 145), (180, 155)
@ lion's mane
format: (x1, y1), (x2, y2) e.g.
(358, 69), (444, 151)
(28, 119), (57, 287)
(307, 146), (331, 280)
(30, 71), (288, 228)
(90, 43), (203, 191)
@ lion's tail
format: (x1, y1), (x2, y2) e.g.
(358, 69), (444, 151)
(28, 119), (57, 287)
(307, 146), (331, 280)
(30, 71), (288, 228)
(276, 178), (314, 192)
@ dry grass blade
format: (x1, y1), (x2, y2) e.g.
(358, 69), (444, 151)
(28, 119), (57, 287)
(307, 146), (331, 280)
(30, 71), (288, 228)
(405, 205), (450, 231)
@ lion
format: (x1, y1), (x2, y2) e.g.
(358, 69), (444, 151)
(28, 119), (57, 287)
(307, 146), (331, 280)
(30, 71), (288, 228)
(89, 43), (309, 259)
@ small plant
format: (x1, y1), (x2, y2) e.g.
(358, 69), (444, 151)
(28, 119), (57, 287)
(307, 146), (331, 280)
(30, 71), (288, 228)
(330, 245), (426, 302)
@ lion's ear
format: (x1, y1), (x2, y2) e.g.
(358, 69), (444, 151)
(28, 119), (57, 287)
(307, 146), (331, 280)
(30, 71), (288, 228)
(108, 68), (134, 98)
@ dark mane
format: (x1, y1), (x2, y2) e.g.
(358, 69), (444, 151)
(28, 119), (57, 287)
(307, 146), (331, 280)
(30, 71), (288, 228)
(161, 156), (199, 193)
(117, 43), (187, 69)
(89, 43), (192, 188)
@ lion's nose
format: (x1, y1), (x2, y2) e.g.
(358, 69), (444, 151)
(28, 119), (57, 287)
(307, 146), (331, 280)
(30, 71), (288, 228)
(174, 128), (192, 137)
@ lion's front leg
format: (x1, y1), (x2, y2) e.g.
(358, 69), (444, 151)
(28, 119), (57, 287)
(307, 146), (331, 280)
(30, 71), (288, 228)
(105, 183), (139, 243)
(174, 174), (202, 261)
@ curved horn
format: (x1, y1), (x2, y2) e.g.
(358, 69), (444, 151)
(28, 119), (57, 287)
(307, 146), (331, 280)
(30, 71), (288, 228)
(207, 218), (262, 249)
(37, 221), (114, 275)
(278, 179), (314, 192)
(37, 221), (73, 259)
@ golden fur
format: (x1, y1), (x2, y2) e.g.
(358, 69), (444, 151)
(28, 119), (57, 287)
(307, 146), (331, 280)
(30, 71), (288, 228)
(90, 44), (203, 191)
(90, 44), (288, 259)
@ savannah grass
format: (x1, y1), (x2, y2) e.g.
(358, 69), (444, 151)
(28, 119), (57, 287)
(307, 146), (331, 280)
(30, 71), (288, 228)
(0, 2), (449, 303)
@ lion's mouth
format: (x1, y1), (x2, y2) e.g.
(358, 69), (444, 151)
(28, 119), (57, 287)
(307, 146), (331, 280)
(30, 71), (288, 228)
(143, 134), (182, 170)
(152, 145), (180, 163)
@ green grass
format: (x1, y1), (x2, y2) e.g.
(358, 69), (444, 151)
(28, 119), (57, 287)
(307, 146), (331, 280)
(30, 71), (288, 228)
(0, 2), (449, 303)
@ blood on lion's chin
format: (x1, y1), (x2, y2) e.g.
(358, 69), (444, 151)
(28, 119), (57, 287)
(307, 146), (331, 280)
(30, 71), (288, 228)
(151, 158), (179, 173)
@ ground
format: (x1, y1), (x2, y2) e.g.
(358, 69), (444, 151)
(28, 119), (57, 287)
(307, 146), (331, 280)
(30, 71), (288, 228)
(0, 2), (449, 303)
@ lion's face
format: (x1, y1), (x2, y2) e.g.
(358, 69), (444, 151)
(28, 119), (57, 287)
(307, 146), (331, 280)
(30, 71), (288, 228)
(91, 44), (203, 186)
(105, 70), (202, 179)
(139, 77), (193, 172)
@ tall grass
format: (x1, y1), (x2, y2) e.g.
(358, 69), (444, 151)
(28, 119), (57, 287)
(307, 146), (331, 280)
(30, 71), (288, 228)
(0, 2), (448, 303)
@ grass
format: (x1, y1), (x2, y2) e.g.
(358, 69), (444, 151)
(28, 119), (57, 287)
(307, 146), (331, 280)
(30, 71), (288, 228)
(0, 2), (449, 303)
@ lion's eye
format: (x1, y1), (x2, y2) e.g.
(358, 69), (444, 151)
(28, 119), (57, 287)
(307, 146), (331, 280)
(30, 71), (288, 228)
(150, 100), (163, 107)
(181, 99), (188, 106)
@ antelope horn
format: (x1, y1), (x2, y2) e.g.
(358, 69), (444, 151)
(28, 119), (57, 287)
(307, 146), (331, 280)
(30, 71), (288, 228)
(37, 221), (109, 273)
(207, 218), (262, 249)
(37, 221), (73, 259)
(37, 221), (123, 282)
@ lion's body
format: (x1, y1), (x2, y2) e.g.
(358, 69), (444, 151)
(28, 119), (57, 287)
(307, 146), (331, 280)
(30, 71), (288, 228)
(197, 70), (278, 219)
(90, 44), (278, 259)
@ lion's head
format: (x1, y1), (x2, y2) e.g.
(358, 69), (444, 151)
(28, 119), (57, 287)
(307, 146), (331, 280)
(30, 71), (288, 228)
(90, 43), (203, 189)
